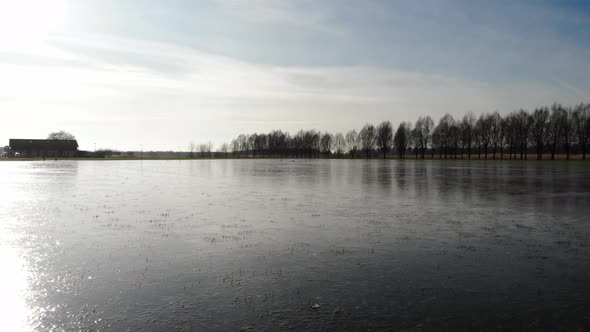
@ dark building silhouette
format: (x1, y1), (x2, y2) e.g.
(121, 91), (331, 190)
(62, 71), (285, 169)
(9, 139), (79, 158)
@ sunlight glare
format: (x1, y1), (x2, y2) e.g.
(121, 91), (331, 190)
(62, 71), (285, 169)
(0, 165), (33, 332)
(0, 0), (67, 45)
(0, 244), (31, 332)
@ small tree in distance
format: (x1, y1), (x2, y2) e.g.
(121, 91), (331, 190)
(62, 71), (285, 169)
(48, 131), (76, 140)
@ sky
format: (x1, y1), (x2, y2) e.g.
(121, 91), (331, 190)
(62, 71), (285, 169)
(1, 0), (589, 151)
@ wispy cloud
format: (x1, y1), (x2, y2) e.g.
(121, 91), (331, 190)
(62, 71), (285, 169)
(214, 0), (328, 28)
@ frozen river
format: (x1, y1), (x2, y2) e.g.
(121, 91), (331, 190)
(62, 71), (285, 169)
(1, 160), (589, 331)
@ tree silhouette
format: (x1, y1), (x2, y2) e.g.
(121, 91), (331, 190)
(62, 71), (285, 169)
(415, 115), (434, 159)
(460, 113), (476, 159)
(548, 104), (565, 160)
(320, 132), (333, 158)
(573, 104), (589, 160)
(489, 112), (503, 159)
(220, 143), (229, 158)
(532, 107), (549, 160)
(333, 133), (346, 158)
(345, 130), (359, 158)
(47, 130), (76, 140)
(376, 121), (393, 159)
(359, 124), (376, 159)
(218, 102), (588, 160)
(394, 122), (411, 159)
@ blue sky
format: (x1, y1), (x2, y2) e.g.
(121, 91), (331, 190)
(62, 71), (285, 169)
(1, 0), (589, 150)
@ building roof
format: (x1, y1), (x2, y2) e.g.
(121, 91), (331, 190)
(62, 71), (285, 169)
(9, 139), (79, 150)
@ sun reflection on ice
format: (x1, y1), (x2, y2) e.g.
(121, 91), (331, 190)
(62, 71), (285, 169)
(0, 163), (34, 331)
(0, 242), (32, 331)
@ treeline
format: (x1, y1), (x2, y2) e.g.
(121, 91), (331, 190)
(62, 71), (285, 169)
(209, 103), (589, 160)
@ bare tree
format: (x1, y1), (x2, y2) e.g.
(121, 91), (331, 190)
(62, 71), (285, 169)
(345, 130), (359, 158)
(248, 134), (258, 157)
(586, 103), (590, 159)
(333, 133), (346, 158)
(448, 121), (460, 158)
(573, 103), (589, 160)
(238, 134), (250, 157)
(432, 125), (442, 159)
(198, 144), (208, 158)
(414, 115), (434, 159)
(189, 141), (196, 159)
(476, 114), (491, 159)
(376, 121), (393, 159)
(413, 118), (424, 158)
(220, 142), (229, 158)
(437, 114), (456, 159)
(532, 107), (549, 160)
(405, 122), (415, 158)
(411, 125), (421, 159)
(394, 122), (411, 159)
(503, 113), (518, 159)
(320, 132), (333, 158)
(563, 106), (574, 160)
(460, 112), (476, 159)
(207, 141), (213, 158)
(489, 112), (503, 159)
(548, 104), (565, 160)
(421, 116), (434, 159)
(359, 124), (376, 159)
(48, 130), (76, 140)
(231, 139), (240, 158)
(516, 110), (532, 160)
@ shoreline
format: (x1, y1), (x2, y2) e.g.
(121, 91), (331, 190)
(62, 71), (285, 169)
(1, 155), (588, 162)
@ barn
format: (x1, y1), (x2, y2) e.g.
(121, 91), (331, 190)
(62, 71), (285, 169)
(9, 139), (79, 158)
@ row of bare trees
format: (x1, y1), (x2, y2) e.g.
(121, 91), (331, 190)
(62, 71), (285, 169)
(427, 104), (589, 160)
(196, 103), (589, 160)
